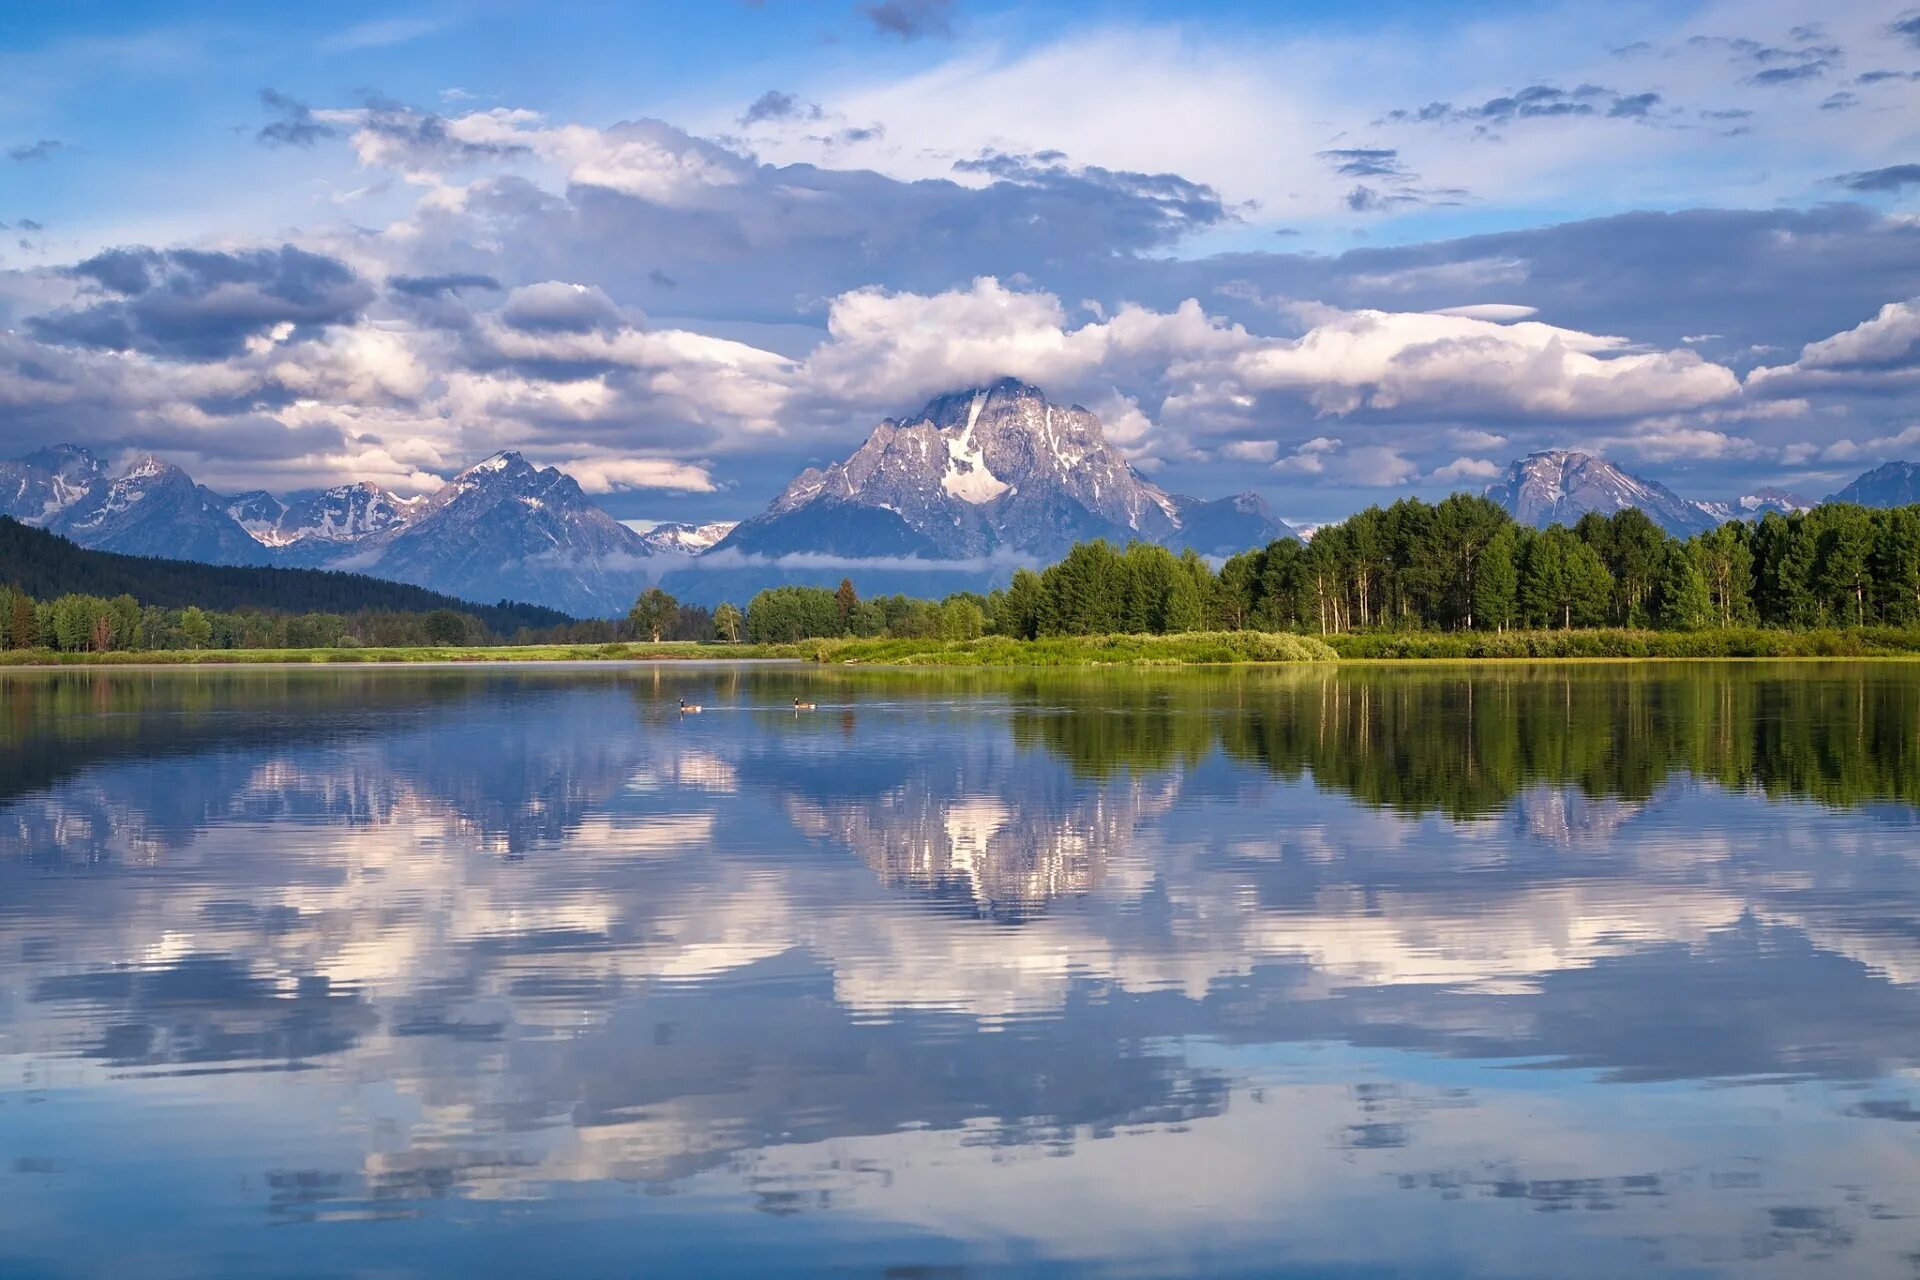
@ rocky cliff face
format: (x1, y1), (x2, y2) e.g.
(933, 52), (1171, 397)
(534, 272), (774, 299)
(1485, 450), (1717, 537)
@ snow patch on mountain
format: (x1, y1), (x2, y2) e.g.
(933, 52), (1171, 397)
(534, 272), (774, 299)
(941, 391), (1011, 504)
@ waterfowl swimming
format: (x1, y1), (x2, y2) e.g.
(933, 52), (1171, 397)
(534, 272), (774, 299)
(792, 697), (817, 711)
(678, 698), (702, 714)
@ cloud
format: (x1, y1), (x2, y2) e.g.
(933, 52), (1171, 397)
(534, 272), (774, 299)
(1429, 456), (1501, 482)
(318, 16), (442, 53)
(1268, 439), (1417, 486)
(1427, 304), (1537, 322)
(1892, 11), (1920, 48)
(741, 90), (818, 126)
(320, 95), (533, 175)
(1318, 148), (1406, 179)
(498, 281), (626, 334)
(1834, 164), (1920, 193)
(562, 457), (716, 493)
(7, 139), (63, 161)
(1385, 83), (1660, 128)
(694, 548), (1037, 573)
(1748, 299), (1920, 397)
(1211, 306), (1739, 421)
(29, 244), (373, 359)
(388, 272), (503, 298)
(257, 89), (337, 149)
(860, 0), (955, 41)
(1815, 425), (1920, 464)
(1747, 62), (1827, 86)
(1443, 427), (1508, 451)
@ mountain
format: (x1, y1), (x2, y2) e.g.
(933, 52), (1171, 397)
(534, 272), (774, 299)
(262, 483), (430, 564)
(1170, 492), (1294, 557)
(1, 444), (661, 616)
(635, 520), (738, 555)
(0, 445), (107, 525)
(1484, 450), (1718, 538)
(1830, 461), (1920, 508)
(331, 452), (656, 617)
(1693, 487), (1814, 524)
(0, 517), (570, 630)
(670, 379), (1295, 601)
(48, 456), (272, 565)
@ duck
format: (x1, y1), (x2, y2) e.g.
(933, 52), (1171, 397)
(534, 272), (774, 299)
(792, 697), (817, 711)
(678, 698), (703, 714)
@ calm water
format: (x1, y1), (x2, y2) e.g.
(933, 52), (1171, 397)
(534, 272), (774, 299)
(4, 662), (1920, 1279)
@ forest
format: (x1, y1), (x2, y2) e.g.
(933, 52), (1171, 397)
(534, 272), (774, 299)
(10, 497), (1920, 655)
(742, 496), (1920, 643)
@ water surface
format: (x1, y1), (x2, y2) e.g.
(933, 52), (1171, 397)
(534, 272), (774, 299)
(4, 662), (1920, 1278)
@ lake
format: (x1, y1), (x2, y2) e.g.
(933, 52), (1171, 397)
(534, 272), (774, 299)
(3, 662), (1920, 1279)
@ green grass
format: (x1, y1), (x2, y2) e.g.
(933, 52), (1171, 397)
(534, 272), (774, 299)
(803, 631), (1339, 666)
(15, 626), (1920, 669)
(0, 641), (805, 666)
(1323, 627), (1920, 660)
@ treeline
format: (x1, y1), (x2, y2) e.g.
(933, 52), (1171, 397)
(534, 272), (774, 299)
(1213, 497), (1920, 635)
(0, 516), (569, 632)
(0, 586), (735, 654)
(740, 497), (1920, 642)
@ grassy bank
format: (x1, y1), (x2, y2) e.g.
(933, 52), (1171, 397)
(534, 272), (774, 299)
(0, 641), (804, 666)
(1323, 627), (1920, 660)
(12, 627), (1920, 669)
(805, 631), (1339, 666)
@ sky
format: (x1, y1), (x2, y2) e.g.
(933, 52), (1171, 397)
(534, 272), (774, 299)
(2, 0), (1919, 528)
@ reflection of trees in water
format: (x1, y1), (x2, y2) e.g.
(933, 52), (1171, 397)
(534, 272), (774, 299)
(983, 666), (1920, 817)
(10, 668), (1920, 1252)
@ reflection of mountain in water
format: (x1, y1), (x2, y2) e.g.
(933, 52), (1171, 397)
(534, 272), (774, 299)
(786, 770), (1179, 922)
(1513, 784), (1645, 844)
(7, 665), (1920, 1261)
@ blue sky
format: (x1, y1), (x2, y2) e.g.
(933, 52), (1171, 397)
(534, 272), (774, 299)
(3, 0), (1919, 525)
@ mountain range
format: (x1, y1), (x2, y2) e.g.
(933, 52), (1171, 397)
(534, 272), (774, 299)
(4, 378), (1914, 614)
(1482, 451), (1814, 538)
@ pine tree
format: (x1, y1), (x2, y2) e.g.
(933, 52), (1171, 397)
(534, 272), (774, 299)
(1472, 526), (1519, 631)
(1656, 545), (1713, 631)
(994, 568), (1044, 638)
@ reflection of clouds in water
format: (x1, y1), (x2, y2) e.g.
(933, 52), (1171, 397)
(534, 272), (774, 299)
(7, 668), (1920, 1276)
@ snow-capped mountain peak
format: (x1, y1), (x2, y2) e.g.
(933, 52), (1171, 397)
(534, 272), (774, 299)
(633, 520), (739, 555)
(712, 379), (1294, 576)
(1484, 449), (1717, 537)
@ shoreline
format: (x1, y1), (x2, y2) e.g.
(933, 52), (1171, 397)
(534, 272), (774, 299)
(8, 626), (1920, 669)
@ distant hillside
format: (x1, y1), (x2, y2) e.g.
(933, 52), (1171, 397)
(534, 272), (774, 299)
(0, 517), (572, 631)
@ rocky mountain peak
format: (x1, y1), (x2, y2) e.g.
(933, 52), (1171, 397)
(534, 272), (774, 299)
(1486, 449), (1716, 537)
(1831, 460), (1920, 507)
